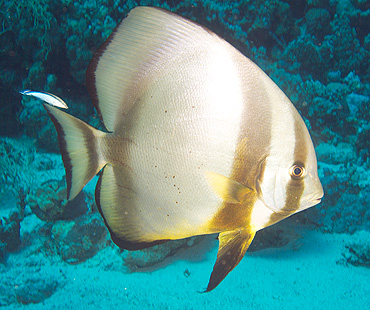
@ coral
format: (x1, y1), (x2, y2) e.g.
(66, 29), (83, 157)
(341, 231), (370, 267)
(298, 71), (369, 144)
(0, 0), (54, 57)
(346, 93), (369, 117)
(316, 142), (357, 165)
(327, 70), (342, 82)
(0, 136), (90, 233)
(0, 188), (25, 256)
(283, 35), (324, 80)
(344, 244), (370, 267)
(328, 14), (369, 78)
(123, 236), (205, 271)
(25, 179), (88, 221)
(2, 0), (370, 252)
(305, 8), (331, 41)
(15, 277), (58, 304)
(0, 211), (22, 252)
(18, 84), (96, 152)
(65, 35), (92, 84)
(365, 33), (370, 51)
(0, 137), (36, 196)
(0, 276), (14, 306)
(4, 0), (370, 153)
(357, 128), (370, 161)
(249, 223), (302, 252)
(246, 0), (299, 48)
(312, 157), (370, 233)
(1, 0), (61, 138)
(19, 91), (59, 153)
(306, 0), (330, 7)
(0, 242), (6, 262)
(51, 214), (107, 264)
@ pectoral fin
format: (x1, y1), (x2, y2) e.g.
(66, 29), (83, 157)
(205, 229), (256, 292)
(205, 171), (255, 204)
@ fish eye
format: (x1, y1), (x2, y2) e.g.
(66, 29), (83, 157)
(289, 164), (305, 179)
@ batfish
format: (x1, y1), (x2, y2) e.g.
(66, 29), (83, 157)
(24, 7), (323, 291)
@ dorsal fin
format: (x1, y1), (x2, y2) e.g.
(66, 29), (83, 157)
(86, 6), (223, 132)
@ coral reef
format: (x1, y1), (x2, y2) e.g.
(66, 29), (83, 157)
(123, 236), (205, 271)
(0, 136), (94, 261)
(311, 141), (370, 233)
(340, 230), (370, 267)
(1, 2), (370, 298)
(15, 277), (59, 305)
(50, 214), (107, 264)
(0, 211), (22, 254)
(249, 223), (302, 252)
(344, 243), (370, 267)
(0, 136), (64, 197)
(0, 249), (65, 306)
(1, 0), (368, 136)
(26, 179), (88, 221)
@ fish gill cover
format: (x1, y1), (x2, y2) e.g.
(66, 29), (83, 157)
(0, 0), (370, 307)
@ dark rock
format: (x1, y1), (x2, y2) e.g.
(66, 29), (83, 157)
(0, 279), (15, 306)
(26, 179), (88, 221)
(341, 231), (370, 267)
(123, 236), (205, 271)
(305, 8), (331, 41)
(249, 222), (301, 252)
(283, 35), (324, 79)
(316, 142), (356, 165)
(356, 128), (370, 160)
(327, 71), (341, 82)
(51, 214), (107, 264)
(0, 211), (21, 252)
(15, 278), (58, 305)
(0, 242), (6, 262)
(344, 243), (370, 267)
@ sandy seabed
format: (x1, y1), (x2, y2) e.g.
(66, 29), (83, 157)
(1, 223), (369, 310)
(1, 146), (369, 309)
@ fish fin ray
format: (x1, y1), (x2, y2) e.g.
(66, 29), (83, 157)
(86, 6), (223, 132)
(43, 104), (106, 200)
(206, 229), (255, 292)
(205, 171), (255, 204)
(95, 164), (170, 250)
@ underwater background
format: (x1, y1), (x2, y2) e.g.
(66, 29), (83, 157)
(1, 0), (370, 308)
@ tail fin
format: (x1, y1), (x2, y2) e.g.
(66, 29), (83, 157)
(43, 104), (107, 200)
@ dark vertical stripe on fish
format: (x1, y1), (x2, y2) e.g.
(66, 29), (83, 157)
(78, 121), (99, 188)
(86, 19), (125, 128)
(43, 103), (73, 199)
(208, 66), (272, 232)
(267, 117), (307, 225)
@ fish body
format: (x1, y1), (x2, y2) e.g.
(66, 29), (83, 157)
(27, 7), (323, 291)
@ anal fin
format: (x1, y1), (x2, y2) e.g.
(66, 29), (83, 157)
(96, 164), (169, 250)
(206, 229), (256, 292)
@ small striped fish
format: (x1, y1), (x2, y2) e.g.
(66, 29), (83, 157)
(29, 7), (323, 291)
(20, 90), (68, 109)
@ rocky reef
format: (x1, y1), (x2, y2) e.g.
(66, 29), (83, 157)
(1, 0), (370, 305)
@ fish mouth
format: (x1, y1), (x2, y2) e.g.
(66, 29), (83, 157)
(304, 196), (323, 209)
(306, 190), (324, 204)
(312, 194), (324, 204)
(306, 196), (322, 206)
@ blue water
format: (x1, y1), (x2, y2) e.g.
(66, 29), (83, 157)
(1, 0), (369, 308)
